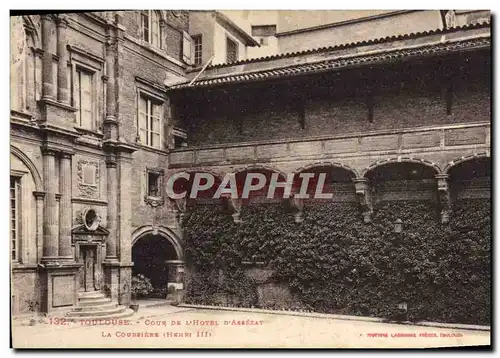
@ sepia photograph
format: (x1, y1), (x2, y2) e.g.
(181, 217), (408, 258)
(8, 8), (491, 349)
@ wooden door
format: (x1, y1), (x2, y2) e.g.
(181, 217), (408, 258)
(79, 245), (97, 292)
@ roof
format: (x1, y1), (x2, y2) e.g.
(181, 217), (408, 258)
(215, 11), (260, 47)
(275, 10), (417, 37)
(170, 21), (490, 91)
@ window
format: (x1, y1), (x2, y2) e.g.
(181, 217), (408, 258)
(147, 172), (161, 197)
(172, 127), (187, 148)
(226, 37), (238, 63)
(193, 35), (202, 66)
(251, 25), (276, 37)
(138, 94), (162, 149)
(251, 25), (276, 47)
(142, 10), (161, 47)
(75, 68), (94, 130)
(10, 176), (20, 262)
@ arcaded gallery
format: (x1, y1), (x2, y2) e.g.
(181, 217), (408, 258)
(10, 10), (490, 325)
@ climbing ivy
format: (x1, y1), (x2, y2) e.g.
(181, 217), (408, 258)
(183, 199), (490, 325)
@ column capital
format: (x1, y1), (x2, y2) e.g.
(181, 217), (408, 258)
(55, 15), (69, 28)
(435, 174), (450, 192)
(55, 193), (62, 202)
(41, 148), (58, 156)
(33, 191), (46, 199)
(41, 14), (56, 22)
(106, 160), (117, 168)
(435, 173), (450, 180)
(60, 152), (73, 160)
(352, 177), (370, 184)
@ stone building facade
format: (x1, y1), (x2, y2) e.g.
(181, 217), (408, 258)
(10, 11), (491, 318)
(10, 11), (191, 317)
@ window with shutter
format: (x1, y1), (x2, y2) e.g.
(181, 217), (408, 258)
(183, 31), (194, 65)
(142, 10), (161, 48)
(151, 11), (160, 47)
(138, 96), (148, 144)
(75, 69), (94, 130)
(141, 10), (150, 43)
(34, 55), (42, 101)
(226, 37), (238, 63)
(138, 93), (163, 149)
(193, 35), (202, 66)
(10, 176), (20, 262)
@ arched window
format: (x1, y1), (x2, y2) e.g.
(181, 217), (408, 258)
(10, 16), (40, 113)
(10, 17), (27, 111)
(141, 10), (161, 48)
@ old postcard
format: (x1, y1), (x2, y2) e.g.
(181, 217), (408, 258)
(9, 9), (491, 349)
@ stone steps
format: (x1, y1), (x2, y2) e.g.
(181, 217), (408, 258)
(71, 302), (119, 312)
(64, 291), (135, 320)
(77, 297), (112, 306)
(65, 308), (136, 323)
(66, 305), (128, 318)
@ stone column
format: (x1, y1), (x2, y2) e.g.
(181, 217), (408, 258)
(102, 157), (120, 301)
(41, 15), (55, 100)
(56, 16), (69, 104)
(165, 260), (185, 288)
(436, 174), (452, 224)
(353, 178), (373, 223)
(105, 159), (118, 261)
(229, 198), (242, 224)
(58, 153), (73, 260)
(116, 148), (135, 306)
(291, 195), (304, 223)
(42, 149), (59, 261)
(118, 153), (133, 264)
(33, 191), (46, 263)
(105, 39), (116, 123)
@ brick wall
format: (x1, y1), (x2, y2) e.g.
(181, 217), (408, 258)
(179, 54), (490, 146)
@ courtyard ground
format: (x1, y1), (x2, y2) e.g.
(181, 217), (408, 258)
(11, 305), (490, 349)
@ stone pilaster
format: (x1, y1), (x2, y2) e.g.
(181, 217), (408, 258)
(33, 191), (46, 264)
(41, 149), (59, 262)
(103, 157), (119, 301)
(58, 153), (73, 260)
(291, 195), (304, 223)
(104, 34), (118, 140)
(353, 178), (374, 223)
(41, 15), (55, 101)
(436, 174), (452, 224)
(105, 159), (118, 261)
(116, 145), (136, 306)
(229, 198), (242, 223)
(56, 15), (69, 104)
(165, 260), (185, 289)
(171, 197), (187, 227)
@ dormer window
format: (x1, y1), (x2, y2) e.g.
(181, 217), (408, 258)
(172, 127), (188, 149)
(141, 10), (161, 47)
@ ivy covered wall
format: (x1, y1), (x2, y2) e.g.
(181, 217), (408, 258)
(183, 199), (490, 325)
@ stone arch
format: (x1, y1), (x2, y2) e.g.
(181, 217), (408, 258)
(10, 145), (43, 191)
(168, 168), (225, 182)
(22, 15), (40, 46)
(443, 152), (490, 174)
(361, 157), (441, 178)
(293, 161), (359, 178)
(156, 10), (167, 22)
(231, 164), (287, 178)
(131, 225), (183, 261)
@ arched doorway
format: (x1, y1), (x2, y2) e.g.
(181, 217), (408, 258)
(131, 228), (184, 298)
